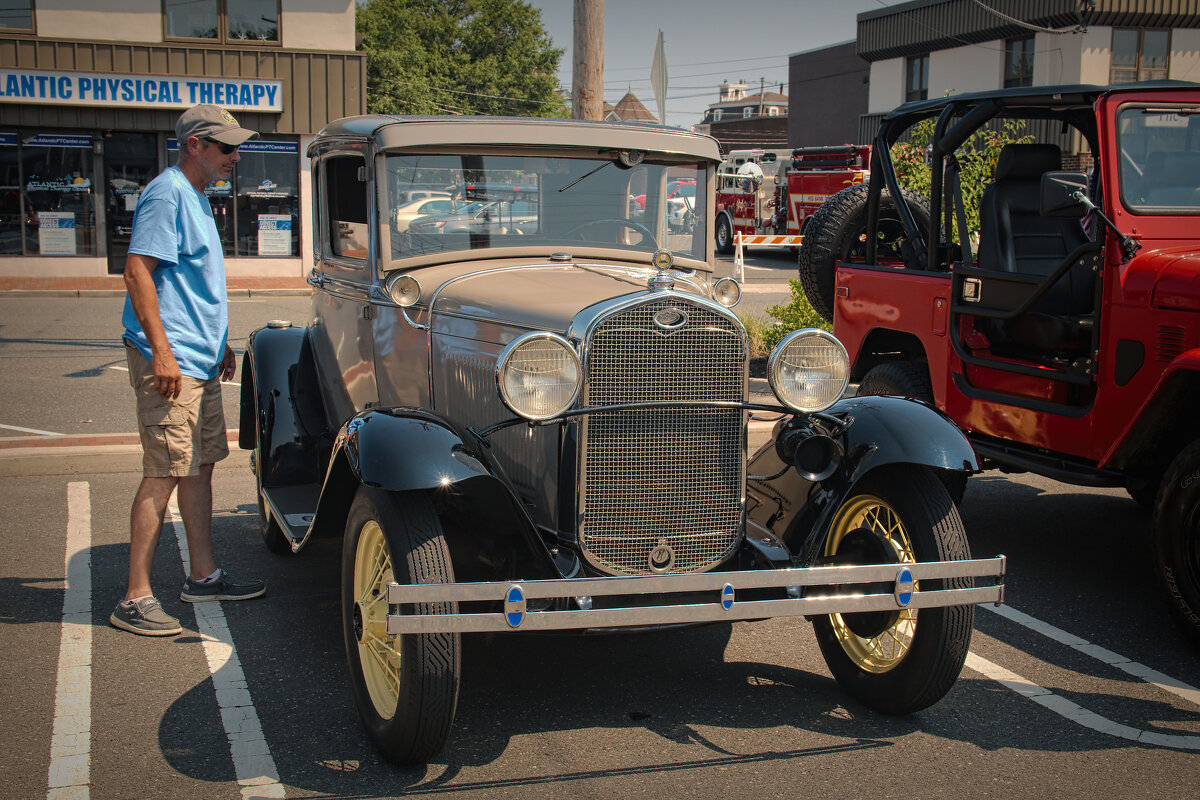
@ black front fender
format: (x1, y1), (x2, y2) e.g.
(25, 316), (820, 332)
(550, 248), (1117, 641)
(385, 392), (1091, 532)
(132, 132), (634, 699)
(747, 395), (976, 563)
(307, 408), (560, 582)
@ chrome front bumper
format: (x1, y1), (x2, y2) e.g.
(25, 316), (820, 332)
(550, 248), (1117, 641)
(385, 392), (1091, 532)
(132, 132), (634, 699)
(385, 556), (1006, 634)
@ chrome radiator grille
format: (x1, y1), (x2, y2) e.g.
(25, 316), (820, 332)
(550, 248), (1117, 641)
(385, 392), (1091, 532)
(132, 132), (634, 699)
(579, 298), (746, 575)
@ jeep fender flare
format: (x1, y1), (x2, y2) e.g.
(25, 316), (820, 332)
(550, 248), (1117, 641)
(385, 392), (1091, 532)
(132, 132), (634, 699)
(307, 409), (559, 581)
(1104, 349), (1200, 473)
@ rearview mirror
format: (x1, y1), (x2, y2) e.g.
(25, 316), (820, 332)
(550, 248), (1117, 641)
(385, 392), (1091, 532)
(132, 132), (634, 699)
(1041, 171), (1088, 218)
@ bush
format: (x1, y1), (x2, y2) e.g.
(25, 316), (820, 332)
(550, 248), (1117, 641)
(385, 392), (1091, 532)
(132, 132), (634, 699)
(761, 279), (831, 352)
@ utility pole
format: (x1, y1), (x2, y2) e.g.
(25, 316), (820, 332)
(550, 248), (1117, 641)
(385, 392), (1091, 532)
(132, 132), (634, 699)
(758, 77), (764, 117)
(572, 0), (604, 120)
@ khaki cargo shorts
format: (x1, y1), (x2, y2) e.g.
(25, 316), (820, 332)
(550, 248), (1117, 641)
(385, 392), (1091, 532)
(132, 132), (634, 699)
(126, 343), (229, 477)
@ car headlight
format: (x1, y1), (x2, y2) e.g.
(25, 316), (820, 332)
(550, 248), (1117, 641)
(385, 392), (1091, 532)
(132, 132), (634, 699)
(767, 329), (849, 413)
(496, 333), (582, 420)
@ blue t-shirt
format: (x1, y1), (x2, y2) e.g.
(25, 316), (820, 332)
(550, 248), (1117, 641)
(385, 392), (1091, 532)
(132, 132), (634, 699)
(121, 166), (228, 380)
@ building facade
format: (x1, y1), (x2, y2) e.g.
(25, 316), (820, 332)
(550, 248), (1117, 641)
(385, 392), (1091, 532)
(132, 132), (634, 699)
(786, 41), (870, 149)
(0, 0), (364, 278)
(855, 0), (1200, 148)
(700, 80), (788, 152)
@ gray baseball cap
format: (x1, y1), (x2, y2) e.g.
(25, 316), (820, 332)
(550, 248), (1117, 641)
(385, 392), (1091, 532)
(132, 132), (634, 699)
(175, 104), (258, 146)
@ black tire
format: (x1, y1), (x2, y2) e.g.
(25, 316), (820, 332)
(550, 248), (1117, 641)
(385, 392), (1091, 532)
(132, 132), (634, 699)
(812, 467), (974, 713)
(342, 486), (460, 764)
(1153, 439), (1200, 643)
(715, 215), (734, 255)
(857, 362), (968, 505)
(797, 183), (932, 323)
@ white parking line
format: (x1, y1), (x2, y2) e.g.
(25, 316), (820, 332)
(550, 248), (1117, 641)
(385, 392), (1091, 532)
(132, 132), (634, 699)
(966, 604), (1200, 750)
(167, 501), (283, 799)
(47, 481), (91, 800)
(2, 422), (64, 436)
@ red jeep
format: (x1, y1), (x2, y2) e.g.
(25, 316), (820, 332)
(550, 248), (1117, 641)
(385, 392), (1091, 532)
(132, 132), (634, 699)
(798, 82), (1200, 641)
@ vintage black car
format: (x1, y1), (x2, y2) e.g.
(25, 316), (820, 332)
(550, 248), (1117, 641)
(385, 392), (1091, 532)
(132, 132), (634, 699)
(240, 115), (1006, 765)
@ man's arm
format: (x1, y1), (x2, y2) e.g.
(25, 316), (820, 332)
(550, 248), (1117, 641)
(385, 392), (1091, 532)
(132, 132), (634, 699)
(123, 252), (182, 399)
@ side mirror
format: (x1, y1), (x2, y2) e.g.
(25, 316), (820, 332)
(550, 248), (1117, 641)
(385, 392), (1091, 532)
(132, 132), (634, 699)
(1041, 171), (1088, 218)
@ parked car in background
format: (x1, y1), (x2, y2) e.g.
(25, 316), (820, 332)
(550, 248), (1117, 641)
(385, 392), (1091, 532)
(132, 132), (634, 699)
(408, 198), (539, 236)
(241, 114), (1006, 765)
(391, 195), (460, 233)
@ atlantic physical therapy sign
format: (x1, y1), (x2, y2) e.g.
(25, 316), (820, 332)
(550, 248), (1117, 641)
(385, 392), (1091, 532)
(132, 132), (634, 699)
(0, 68), (283, 113)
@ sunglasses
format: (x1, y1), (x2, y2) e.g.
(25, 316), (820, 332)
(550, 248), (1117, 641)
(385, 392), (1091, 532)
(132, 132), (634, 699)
(203, 138), (239, 155)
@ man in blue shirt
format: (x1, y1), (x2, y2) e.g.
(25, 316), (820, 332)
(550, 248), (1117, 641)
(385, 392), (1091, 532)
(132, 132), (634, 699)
(111, 105), (266, 636)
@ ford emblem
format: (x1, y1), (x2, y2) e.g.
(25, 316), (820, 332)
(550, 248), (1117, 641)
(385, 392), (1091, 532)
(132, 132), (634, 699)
(653, 308), (688, 331)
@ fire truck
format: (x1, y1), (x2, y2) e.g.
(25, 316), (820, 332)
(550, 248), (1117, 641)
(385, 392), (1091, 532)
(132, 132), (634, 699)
(714, 145), (871, 255)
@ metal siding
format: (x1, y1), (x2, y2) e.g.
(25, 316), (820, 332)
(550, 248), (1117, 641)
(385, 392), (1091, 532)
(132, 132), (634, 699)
(0, 37), (365, 133)
(858, 0), (1200, 62)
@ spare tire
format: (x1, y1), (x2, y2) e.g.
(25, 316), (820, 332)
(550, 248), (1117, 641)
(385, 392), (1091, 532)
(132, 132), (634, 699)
(797, 183), (932, 322)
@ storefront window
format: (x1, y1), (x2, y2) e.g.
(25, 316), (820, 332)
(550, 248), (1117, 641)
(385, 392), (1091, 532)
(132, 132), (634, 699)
(0, 135), (21, 254)
(169, 136), (299, 257)
(22, 134), (96, 256)
(0, 1), (34, 32)
(235, 140), (299, 256)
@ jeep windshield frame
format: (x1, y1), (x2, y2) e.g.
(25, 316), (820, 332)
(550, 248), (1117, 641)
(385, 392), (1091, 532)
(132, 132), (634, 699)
(1114, 102), (1200, 215)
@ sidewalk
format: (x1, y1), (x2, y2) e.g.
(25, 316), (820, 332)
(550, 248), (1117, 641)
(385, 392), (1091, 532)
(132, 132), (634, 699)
(0, 276), (311, 296)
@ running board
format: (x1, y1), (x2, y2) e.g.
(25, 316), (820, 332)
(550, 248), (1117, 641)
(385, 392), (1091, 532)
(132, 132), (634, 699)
(385, 556), (1006, 634)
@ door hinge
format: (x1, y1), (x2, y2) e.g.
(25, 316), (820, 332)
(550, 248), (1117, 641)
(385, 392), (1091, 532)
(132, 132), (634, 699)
(360, 304), (375, 321)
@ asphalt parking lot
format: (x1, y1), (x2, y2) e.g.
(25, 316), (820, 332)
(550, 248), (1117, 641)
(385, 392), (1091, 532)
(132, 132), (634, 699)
(1, 286), (1198, 798)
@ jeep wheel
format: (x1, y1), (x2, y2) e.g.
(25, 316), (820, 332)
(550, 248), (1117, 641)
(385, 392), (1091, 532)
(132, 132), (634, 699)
(715, 215), (734, 255)
(1153, 439), (1200, 643)
(342, 486), (460, 764)
(857, 362), (968, 505)
(812, 467), (974, 713)
(797, 183), (931, 322)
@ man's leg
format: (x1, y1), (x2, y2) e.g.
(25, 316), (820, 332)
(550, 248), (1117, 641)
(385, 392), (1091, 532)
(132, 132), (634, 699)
(126, 475), (179, 601)
(177, 462), (218, 582)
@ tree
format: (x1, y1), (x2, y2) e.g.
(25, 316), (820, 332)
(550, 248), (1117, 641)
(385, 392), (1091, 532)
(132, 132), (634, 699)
(892, 117), (1033, 241)
(357, 0), (569, 118)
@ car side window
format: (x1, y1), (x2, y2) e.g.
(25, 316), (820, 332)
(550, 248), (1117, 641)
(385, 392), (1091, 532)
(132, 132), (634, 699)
(325, 155), (369, 262)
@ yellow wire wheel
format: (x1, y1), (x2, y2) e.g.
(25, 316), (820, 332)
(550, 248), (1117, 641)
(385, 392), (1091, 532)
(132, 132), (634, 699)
(341, 486), (460, 765)
(810, 467), (974, 714)
(824, 492), (917, 674)
(353, 519), (401, 719)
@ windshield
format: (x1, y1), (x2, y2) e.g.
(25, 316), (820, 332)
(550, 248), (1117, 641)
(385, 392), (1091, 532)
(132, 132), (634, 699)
(383, 152), (707, 264)
(1117, 104), (1200, 213)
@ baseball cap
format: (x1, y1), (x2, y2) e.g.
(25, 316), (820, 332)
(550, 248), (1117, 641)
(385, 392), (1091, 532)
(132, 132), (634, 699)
(175, 104), (257, 147)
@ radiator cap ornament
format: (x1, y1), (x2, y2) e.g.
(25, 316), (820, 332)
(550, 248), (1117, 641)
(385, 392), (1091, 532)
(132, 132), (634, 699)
(648, 248), (675, 291)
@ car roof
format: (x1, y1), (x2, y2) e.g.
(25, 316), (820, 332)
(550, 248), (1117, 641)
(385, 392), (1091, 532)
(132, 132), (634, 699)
(310, 115), (722, 162)
(881, 80), (1200, 126)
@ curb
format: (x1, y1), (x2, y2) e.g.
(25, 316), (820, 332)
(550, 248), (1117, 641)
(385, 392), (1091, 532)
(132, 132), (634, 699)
(0, 444), (249, 477)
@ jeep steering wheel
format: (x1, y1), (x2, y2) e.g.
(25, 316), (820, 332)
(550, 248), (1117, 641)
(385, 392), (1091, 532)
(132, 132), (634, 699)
(563, 218), (657, 247)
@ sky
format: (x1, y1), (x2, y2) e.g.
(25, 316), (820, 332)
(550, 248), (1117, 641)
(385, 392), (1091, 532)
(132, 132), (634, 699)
(527, 0), (909, 127)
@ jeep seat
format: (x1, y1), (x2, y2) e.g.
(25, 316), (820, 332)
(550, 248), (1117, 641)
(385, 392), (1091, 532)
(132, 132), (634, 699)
(977, 143), (1095, 356)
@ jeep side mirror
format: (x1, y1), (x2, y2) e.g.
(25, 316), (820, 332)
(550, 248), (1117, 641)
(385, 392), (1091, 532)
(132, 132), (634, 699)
(1041, 171), (1088, 218)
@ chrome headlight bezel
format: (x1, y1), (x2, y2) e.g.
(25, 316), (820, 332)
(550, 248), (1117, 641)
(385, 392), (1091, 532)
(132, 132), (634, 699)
(767, 328), (850, 414)
(495, 332), (582, 421)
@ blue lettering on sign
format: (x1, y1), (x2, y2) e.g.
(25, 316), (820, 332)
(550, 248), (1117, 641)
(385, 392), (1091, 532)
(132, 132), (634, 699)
(0, 69), (282, 111)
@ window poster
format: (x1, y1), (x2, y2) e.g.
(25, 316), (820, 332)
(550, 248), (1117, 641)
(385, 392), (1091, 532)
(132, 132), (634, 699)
(37, 211), (76, 255)
(257, 214), (291, 256)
